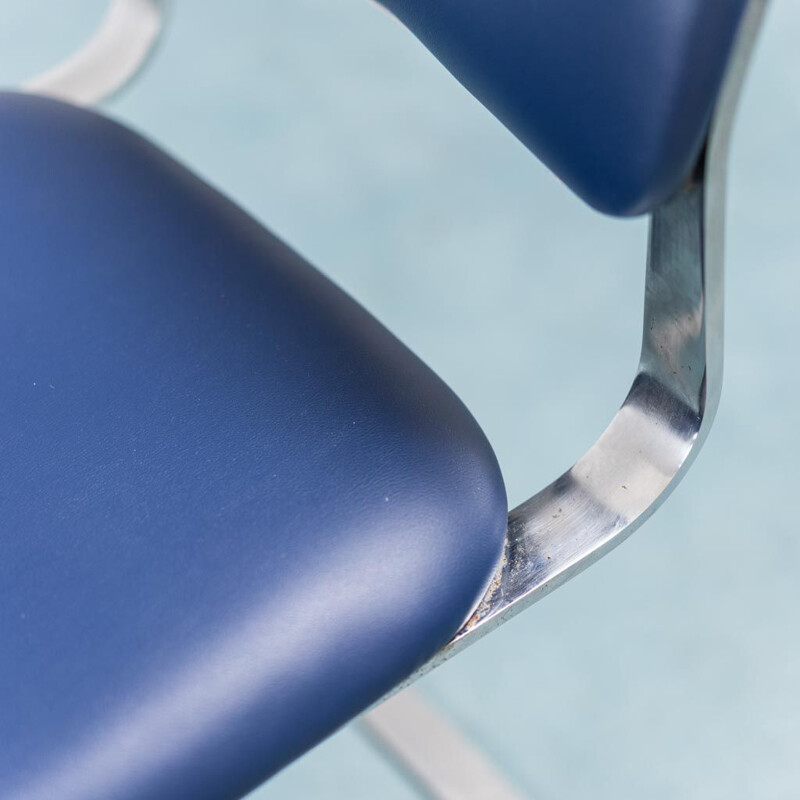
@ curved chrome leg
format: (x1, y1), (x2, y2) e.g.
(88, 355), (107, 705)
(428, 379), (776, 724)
(378, 0), (768, 697)
(362, 689), (526, 800)
(22, 0), (165, 107)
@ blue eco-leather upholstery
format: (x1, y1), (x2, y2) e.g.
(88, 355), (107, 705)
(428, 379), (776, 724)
(379, 0), (748, 215)
(0, 93), (507, 800)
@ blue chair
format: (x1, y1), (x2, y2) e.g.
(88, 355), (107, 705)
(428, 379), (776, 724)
(0, 2), (767, 798)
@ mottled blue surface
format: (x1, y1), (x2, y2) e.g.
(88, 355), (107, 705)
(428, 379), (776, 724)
(1, 1), (799, 798)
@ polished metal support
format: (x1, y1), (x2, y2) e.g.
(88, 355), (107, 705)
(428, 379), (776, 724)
(22, 0), (164, 106)
(364, 6), (767, 793)
(383, 0), (768, 696)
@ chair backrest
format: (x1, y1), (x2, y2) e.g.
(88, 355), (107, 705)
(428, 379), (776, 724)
(379, 0), (748, 215)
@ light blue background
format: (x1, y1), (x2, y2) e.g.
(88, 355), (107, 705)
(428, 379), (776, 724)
(2, 2), (799, 797)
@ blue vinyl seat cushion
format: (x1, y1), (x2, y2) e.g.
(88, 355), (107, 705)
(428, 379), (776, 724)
(379, 0), (748, 215)
(0, 93), (507, 800)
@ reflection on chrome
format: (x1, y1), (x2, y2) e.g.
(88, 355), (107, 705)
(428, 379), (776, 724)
(389, 0), (768, 693)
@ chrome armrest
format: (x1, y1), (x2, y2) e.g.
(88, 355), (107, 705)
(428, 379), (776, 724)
(394, 0), (768, 694)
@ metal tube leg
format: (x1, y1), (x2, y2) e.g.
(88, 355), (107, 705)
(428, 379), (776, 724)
(23, 0), (165, 106)
(361, 689), (528, 800)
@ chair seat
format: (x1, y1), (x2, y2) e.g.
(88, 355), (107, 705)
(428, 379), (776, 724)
(0, 93), (507, 800)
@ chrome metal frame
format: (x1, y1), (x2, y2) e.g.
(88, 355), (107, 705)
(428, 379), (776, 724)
(366, 6), (768, 793)
(364, 689), (526, 800)
(13, 4), (769, 794)
(22, 0), (165, 106)
(391, 0), (769, 694)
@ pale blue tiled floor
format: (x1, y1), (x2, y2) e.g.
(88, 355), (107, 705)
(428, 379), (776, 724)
(2, 2), (799, 797)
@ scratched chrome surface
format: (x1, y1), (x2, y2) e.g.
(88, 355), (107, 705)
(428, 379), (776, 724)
(394, 0), (770, 687)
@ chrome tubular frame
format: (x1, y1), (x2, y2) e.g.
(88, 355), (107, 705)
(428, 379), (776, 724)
(395, 0), (768, 692)
(23, 0), (164, 106)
